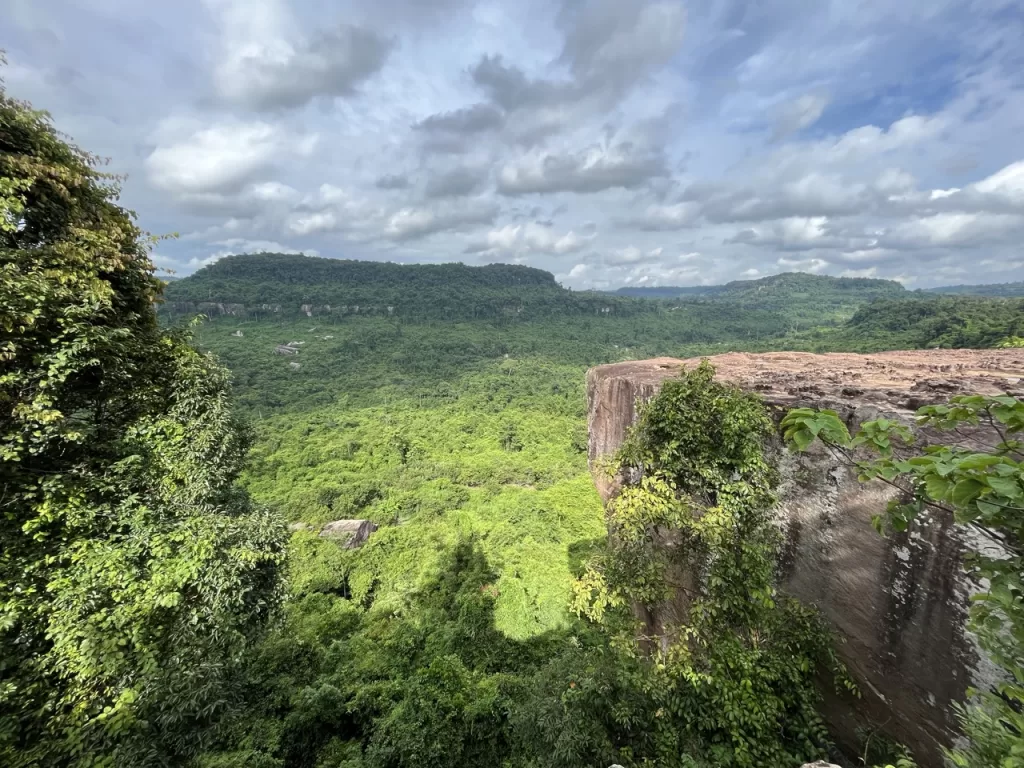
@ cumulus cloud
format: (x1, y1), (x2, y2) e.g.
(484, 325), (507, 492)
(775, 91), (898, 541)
(465, 222), (591, 256)
(8, 0), (1024, 288)
(498, 142), (668, 195)
(383, 202), (498, 241)
(414, 104), (505, 136)
(423, 166), (488, 198)
(208, 0), (393, 111)
(557, 0), (687, 93)
(605, 245), (666, 266)
(146, 119), (316, 196)
(628, 202), (701, 230)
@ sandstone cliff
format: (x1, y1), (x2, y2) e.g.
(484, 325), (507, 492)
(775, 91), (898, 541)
(586, 349), (1024, 767)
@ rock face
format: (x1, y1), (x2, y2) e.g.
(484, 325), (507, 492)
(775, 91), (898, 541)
(586, 350), (1024, 767)
(319, 519), (378, 549)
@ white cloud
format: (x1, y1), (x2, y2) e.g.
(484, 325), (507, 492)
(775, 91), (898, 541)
(630, 202), (701, 230)
(146, 120), (316, 196)
(383, 202), (498, 241)
(467, 222), (591, 256)
(288, 211), (339, 236)
(772, 92), (829, 138)
(498, 142), (668, 195)
(8, 0), (1024, 288)
(207, 0), (393, 110)
(973, 160), (1024, 202)
(883, 212), (1024, 248)
(605, 245), (666, 265)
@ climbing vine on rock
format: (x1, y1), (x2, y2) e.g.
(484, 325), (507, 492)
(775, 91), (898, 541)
(574, 361), (850, 768)
(782, 395), (1024, 767)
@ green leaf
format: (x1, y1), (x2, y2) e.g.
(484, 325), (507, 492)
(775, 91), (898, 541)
(958, 454), (1004, 470)
(951, 479), (985, 508)
(985, 475), (1021, 498)
(924, 474), (951, 501)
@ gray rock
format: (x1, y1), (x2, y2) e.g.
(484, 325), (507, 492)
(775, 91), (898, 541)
(320, 519), (378, 549)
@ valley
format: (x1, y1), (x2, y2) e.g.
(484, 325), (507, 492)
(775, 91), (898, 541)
(159, 254), (1024, 767)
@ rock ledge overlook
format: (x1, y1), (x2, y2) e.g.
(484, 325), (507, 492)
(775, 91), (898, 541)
(586, 349), (1024, 767)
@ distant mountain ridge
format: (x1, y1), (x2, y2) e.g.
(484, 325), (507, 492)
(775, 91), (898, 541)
(613, 273), (1024, 300)
(612, 272), (906, 299)
(161, 252), (629, 321)
(925, 281), (1024, 297)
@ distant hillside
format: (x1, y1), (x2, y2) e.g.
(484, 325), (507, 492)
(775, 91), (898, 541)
(826, 295), (1024, 350)
(161, 253), (633, 321)
(613, 285), (727, 299)
(926, 282), (1024, 297)
(614, 272), (905, 301)
(613, 272), (907, 329)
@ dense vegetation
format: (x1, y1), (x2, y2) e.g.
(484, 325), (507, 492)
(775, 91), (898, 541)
(1, 81), (285, 765)
(822, 296), (1024, 351)
(189, 365), (848, 768)
(613, 271), (905, 303)
(166, 255), (1024, 348)
(926, 281), (1024, 297)
(618, 273), (1024, 301)
(162, 253), (637, 322)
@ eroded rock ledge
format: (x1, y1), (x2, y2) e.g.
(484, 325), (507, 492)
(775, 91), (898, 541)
(586, 349), (1024, 767)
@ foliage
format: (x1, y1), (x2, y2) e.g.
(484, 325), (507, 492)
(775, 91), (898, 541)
(0, 80), (286, 765)
(835, 296), (1024, 350)
(782, 395), (1024, 768)
(166, 254), (1024, 363)
(927, 282), (1024, 298)
(614, 271), (905, 302)
(573, 362), (848, 767)
(161, 252), (636, 322)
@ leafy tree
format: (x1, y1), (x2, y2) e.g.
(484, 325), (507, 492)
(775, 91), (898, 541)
(573, 362), (848, 767)
(782, 395), (1024, 767)
(0, 77), (286, 765)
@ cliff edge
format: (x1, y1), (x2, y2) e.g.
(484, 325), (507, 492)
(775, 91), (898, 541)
(586, 349), (1024, 767)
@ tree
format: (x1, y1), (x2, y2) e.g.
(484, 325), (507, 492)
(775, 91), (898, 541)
(573, 362), (848, 768)
(1, 75), (286, 765)
(782, 396), (1024, 767)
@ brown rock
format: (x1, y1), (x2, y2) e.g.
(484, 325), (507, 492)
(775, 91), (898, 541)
(586, 349), (1024, 767)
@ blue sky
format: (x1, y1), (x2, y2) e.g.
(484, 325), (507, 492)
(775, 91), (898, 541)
(5, 0), (1024, 288)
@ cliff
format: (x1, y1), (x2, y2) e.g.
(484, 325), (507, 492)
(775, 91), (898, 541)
(586, 349), (1024, 767)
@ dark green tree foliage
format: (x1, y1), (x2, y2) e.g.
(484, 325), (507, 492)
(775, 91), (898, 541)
(926, 281), (1024, 298)
(573, 362), (847, 767)
(0, 81), (286, 765)
(161, 252), (637, 322)
(838, 296), (1024, 350)
(614, 272), (905, 301)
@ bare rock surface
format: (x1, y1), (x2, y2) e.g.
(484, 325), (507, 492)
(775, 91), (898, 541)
(586, 349), (1024, 767)
(318, 519), (378, 549)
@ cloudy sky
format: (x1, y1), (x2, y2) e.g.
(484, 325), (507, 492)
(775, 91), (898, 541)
(5, 0), (1024, 289)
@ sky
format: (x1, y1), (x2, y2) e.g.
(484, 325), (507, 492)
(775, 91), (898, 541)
(5, 0), (1024, 290)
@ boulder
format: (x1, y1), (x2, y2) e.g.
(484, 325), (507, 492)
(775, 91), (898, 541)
(586, 349), (1024, 767)
(319, 519), (379, 549)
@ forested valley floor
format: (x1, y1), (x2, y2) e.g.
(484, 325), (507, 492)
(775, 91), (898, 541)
(170, 273), (1024, 766)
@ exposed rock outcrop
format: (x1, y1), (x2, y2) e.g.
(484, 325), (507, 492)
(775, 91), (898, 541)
(319, 519), (379, 549)
(586, 349), (1024, 767)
